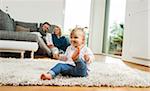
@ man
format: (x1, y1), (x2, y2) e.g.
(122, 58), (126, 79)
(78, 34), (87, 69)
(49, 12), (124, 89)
(37, 22), (53, 57)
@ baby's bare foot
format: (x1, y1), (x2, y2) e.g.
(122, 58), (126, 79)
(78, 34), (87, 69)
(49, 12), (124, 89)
(40, 73), (52, 80)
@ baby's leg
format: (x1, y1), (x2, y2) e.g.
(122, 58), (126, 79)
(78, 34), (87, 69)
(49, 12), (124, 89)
(40, 63), (73, 80)
(71, 58), (88, 77)
(49, 63), (73, 78)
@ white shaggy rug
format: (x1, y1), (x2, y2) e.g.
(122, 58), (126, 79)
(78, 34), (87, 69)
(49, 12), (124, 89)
(0, 58), (150, 87)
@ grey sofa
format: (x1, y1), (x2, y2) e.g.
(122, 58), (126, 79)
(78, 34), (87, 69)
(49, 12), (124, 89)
(0, 9), (54, 58)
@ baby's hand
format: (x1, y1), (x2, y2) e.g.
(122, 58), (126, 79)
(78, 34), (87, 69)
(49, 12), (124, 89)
(84, 54), (90, 62)
(60, 54), (68, 61)
(72, 47), (80, 61)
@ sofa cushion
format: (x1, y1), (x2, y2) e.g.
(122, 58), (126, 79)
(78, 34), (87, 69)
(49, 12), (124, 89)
(0, 9), (15, 31)
(16, 25), (30, 32)
(15, 21), (38, 32)
(49, 25), (56, 33)
(30, 32), (42, 37)
(0, 31), (38, 42)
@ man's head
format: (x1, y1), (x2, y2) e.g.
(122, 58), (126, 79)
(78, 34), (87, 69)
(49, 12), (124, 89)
(70, 27), (85, 48)
(42, 22), (51, 32)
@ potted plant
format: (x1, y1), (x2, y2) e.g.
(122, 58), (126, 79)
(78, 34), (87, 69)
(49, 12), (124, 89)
(109, 23), (124, 56)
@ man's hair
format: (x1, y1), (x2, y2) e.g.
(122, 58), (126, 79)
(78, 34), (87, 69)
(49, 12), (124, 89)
(43, 22), (51, 26)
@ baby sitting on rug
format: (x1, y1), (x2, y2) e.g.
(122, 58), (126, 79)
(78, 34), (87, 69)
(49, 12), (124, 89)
(40, 27), (95, 80)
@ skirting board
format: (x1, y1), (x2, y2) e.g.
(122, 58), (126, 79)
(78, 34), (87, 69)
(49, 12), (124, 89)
(133, 56), (150, 61)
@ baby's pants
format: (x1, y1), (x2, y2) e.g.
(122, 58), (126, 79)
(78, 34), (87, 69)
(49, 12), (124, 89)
(48, 58), (88, 78)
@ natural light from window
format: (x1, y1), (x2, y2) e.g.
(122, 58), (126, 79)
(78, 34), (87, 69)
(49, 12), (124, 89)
(108, 0), (126, 36)
(64, 0), (91, 35)
(103, 0), (126, 56)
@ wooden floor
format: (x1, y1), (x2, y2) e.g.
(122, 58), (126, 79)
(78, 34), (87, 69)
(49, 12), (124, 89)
(1, 86), (150, 91)
(94, 55), (150, 72)
(0, 55), (150, 91)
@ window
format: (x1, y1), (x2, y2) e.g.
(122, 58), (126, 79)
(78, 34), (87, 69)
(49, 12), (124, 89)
(103, 0), (126, 56)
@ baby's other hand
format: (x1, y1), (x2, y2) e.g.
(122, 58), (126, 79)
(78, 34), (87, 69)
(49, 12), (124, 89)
(84, 54), (90, 62)
(60, 54), (67, 61)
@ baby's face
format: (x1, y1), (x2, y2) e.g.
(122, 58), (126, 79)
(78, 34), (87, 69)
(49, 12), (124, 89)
(70, 30), (84, 48)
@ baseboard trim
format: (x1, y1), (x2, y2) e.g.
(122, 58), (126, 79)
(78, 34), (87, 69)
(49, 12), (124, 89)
(124, 60), (150, 67)
(133, 56), (150, 61)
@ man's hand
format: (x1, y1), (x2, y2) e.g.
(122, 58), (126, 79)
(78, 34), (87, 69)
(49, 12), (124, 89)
(47, 44), (54, 48)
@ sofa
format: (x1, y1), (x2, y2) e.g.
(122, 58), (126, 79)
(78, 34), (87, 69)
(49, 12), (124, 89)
(0, 9), (55, 58)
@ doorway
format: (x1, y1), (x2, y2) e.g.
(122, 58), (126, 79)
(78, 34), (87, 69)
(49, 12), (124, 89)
(103, 0), (126, 56)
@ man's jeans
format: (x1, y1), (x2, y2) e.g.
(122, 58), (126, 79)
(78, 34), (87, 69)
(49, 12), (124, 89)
(48, 58), (88, 78)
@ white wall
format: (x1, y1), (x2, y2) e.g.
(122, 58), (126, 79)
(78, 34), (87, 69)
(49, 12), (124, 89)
(88, 0), (106, 54)
(122, 0), (150, 66)
(148, 0), (150, 59)
(1, 0), (65, 26)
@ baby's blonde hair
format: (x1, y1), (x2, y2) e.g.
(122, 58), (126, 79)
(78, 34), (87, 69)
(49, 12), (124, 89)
(71, 27), (86, 43)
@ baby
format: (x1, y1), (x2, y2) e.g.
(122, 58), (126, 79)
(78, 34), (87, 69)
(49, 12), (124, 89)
(40, 27), (95, 80)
